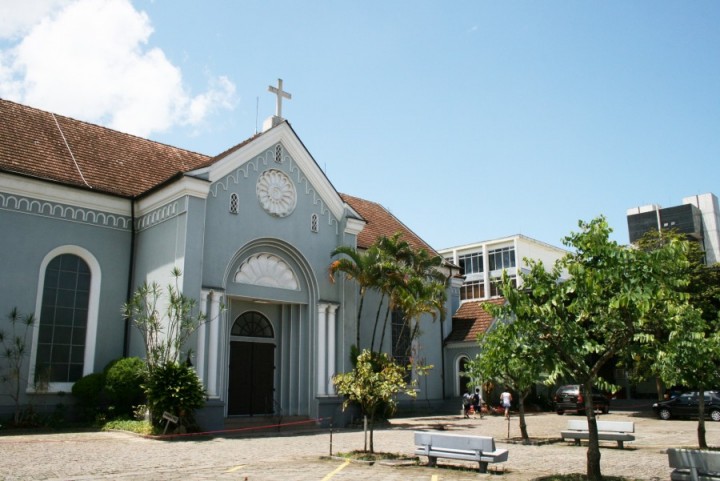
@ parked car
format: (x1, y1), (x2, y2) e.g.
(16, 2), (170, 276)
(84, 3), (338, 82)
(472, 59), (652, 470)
(652, 391), (720, 421)
(553, 384), (610, 415)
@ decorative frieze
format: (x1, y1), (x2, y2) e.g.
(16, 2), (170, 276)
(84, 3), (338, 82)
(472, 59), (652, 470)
(0, 192), (131, 230)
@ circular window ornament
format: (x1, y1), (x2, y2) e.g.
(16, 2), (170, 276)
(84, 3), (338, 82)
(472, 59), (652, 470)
(256, 169), (297, 217)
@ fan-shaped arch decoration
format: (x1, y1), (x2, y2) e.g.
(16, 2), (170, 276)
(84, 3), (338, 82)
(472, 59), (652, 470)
(256, 169), (297, 217)
(231, 311), (274, 338)
(234, 253), (299, 290)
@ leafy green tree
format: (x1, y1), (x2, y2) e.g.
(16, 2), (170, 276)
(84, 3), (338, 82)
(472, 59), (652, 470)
(469, 278), (553, 443)
(333, 349), (417, 453)
(496, 217), (691, 480)
(122, 267), (206, 375)
(0, 308), (35, 425)
(653, 304), (720, 448)
(630, 230), (720, 448)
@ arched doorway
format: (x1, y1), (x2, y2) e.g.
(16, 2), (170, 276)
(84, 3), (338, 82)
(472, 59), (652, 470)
(227, 311), (275, 416)
(458, 356), (471, 397)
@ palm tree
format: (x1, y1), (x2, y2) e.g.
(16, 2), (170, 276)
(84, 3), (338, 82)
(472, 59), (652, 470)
(329, 244), (383, 350)
(387, 245), (448, 360)
(370, 234), (412, 352)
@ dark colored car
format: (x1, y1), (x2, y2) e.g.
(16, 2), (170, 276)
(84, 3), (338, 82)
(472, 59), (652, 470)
(652, 391), (720, 422)
(553, 384), (610, 415)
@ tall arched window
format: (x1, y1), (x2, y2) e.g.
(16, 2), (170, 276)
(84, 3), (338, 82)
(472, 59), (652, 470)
(31, 246), (100, 392)
(36, 254), (90, 383)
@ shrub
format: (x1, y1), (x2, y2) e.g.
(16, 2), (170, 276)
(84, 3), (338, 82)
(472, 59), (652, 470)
(71, 372), (106, 421)
(144, 361), (205, 430)
(104, 357), (146, 418)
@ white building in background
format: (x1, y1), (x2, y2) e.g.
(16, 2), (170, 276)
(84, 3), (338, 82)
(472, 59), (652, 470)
(439, 234), (567, 305)
(438, 234), (567, 399)
(627, 193), (720, 265)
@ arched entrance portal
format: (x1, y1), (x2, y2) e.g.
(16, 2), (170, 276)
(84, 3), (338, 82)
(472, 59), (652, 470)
(458, 356), (471, 396)
(227, 311), (275, 416)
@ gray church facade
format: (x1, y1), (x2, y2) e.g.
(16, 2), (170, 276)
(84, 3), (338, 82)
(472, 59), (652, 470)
(0, 98), (459, 429)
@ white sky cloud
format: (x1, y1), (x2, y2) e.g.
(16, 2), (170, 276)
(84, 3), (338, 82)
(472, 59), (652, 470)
(0, 0), (236, 138)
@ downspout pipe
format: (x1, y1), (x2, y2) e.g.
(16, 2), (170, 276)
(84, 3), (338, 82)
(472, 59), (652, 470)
(123, 198), (136, 357)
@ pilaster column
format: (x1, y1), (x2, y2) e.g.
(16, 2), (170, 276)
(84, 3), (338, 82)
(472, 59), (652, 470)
(208, 291), (222, 398)
(316, 303), (329, 396)
(326, 304), (339, 395)
(196, 290), (209, 386)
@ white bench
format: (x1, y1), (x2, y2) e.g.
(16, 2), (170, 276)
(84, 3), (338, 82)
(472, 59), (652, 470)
(668, 448), (720, 481)
(414, 431), (508, 473)
(560, 420), (635, 449)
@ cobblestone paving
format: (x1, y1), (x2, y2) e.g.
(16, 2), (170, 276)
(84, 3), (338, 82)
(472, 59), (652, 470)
(1, 407), (718, 480)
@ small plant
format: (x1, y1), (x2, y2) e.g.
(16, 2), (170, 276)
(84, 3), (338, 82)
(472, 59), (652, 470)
(122, 267), (206, 376)
(102, 418), (154, 435)
(0, 308), (35, 425)
(71, 372), (106, 422)
(103, 357), (146, 418)
(143, 361), (205, 430)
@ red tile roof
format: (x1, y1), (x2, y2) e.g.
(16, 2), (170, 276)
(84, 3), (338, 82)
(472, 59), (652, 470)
(446, 298), (506, 343)
(340, 193), (437, 254)
(0, 99), (441, 259)
(0, 98), (212, 198)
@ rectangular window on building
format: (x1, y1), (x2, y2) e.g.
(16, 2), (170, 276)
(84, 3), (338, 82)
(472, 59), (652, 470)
(460, 280), (484, 301)
(458, 252), (483, 275)
(490, 275), (516, 297)
(488, 246), (516, 271)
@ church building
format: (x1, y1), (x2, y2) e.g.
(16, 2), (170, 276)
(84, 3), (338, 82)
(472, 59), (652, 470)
(0, 83), (459, 429)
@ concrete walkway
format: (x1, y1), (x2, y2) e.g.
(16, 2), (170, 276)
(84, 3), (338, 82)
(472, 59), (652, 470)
(0, 404), (718, 480)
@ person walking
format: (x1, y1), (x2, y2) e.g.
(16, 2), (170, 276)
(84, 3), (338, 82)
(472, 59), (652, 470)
(500, 387), (512, 420)
(472, 387), (484, 419)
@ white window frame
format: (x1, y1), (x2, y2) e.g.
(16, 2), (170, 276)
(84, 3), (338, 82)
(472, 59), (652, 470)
(28, 245), (101, 393)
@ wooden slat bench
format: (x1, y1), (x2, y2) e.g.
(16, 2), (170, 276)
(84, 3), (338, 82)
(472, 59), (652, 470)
(560, 420), (635, 449)
(668, 448), (720, 481)
(414, 431), (508, 473)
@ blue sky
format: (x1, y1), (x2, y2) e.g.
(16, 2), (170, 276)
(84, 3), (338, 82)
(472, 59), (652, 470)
(1, 1), (718, 250)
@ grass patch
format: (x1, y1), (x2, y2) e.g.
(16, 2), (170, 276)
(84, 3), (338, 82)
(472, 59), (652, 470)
(102, 418), (154, 435)
(337, 450), (415, 462)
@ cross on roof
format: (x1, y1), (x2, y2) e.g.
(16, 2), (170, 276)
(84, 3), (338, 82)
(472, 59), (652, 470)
(268, 78), (292, 118)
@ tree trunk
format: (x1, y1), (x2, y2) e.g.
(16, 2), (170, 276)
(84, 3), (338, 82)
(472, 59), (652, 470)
(656, 376), (665, 401)
(698, 387), (708, 449)
(519, 391), (529, 443)
(378, 305), (392, 352)
(356, 290), (366, 350)
(363, 414), (368, 452)
(369, 293), (386, 352)
(584, 381), (602, 481)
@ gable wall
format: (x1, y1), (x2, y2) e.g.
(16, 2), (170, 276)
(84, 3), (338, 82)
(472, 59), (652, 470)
(202, 143), (343, 301)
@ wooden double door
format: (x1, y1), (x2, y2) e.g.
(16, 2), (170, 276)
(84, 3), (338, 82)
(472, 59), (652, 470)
(227, 341), (275, 416)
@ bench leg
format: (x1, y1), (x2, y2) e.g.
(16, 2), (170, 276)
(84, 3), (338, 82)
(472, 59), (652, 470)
(478, 461), (488, 473)
(574, 439), (581, 446)
(617, 440), (624, 449)
(427, 456), (437, 467)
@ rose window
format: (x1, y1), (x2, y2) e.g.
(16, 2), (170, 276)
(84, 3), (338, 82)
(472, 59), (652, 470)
(256, 169), (297, 217)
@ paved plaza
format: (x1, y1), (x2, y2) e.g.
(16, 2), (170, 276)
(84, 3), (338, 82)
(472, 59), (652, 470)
(1, 404), (718, 480)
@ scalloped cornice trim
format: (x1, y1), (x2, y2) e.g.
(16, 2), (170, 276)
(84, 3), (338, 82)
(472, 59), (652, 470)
(0, 191), (131, 230)
(135, 198), (186, 232)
